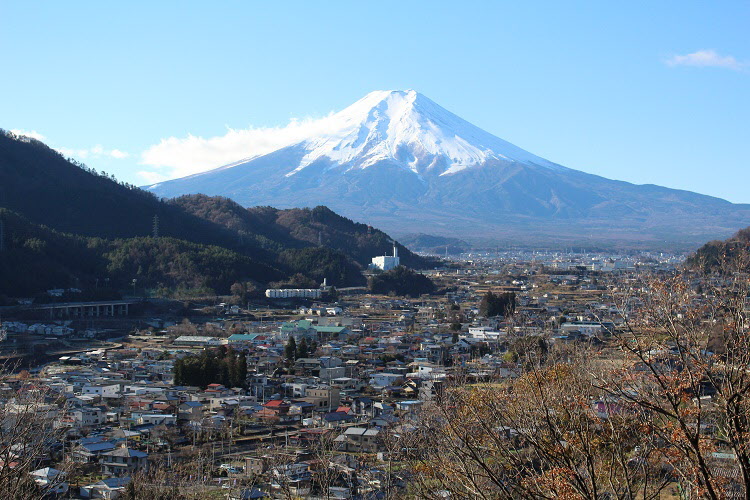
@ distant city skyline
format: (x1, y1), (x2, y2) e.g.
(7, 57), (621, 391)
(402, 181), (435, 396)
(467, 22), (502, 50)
(2, 1), (749, 202)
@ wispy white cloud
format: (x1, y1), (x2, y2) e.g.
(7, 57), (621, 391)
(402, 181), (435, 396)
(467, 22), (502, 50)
(56, 147), (87, 158)
(109, 149), (129, 159)
(57, 144), (131, 160)
(139, 115), (337, 181)
(137, 170), (169, 185)
(9, 129), (131, 166)
(666, 49), (746, 71)
(10, 129), (46, 141)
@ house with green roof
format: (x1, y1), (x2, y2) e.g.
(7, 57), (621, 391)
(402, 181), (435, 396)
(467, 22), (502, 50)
(279, 320), (351, 342)
(279, 320), (316, 341)
(312, 325), (349, 341)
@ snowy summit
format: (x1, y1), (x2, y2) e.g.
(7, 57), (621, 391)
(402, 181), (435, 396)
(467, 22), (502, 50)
(284, 90), (560, 178)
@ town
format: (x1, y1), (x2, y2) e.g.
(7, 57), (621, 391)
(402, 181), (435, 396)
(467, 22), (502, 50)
(5, 1), (749, 497)
(0, 248), (706, 499)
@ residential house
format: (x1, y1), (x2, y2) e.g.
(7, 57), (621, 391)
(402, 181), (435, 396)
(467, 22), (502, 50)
(368, 373), (404, 389)
(82, 384), (121, 399)
(228, 488), (267, 499)
(294, 358), (321, 374)
(335, 427), (380, 452)
(80, 476), (131, 499)
(279, 320), (317, 341)
(304, 386), (341, 411)
(99, 446), (148, 476)
(313, 325), (349, 342)
(137, 413), (176, 426)
(30, 467), (69, 496)
(177, 401), (204, 421)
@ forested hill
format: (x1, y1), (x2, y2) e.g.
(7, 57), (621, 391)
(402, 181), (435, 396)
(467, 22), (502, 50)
(0, 130), (430, 296)
(0, 208), (284, 297)
(171, 195), (436, 269)
(686, 226), (750, 271)
(398, 233), (471, 255)
(0, 130), (213, 241)
(0, 208), (105, 296)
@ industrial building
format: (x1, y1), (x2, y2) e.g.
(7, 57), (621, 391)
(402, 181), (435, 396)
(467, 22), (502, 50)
(369, 243), (400, 271)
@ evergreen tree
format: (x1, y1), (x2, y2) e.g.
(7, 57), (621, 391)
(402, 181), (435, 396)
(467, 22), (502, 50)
(173, 358), (184, 385)
(228, 353), (240, 387)
(220, 361), (231, 387)
(171, 347), (248, 389)
(237, 352), (248, 387)
(178, 356), (203, 387)
(285, 337), (297, 362)
(479, 291), (516, 317)
(200, 351), (219, 387)
(297, 337), (309, 359)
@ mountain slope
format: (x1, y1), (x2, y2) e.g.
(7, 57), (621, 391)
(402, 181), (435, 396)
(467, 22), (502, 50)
(0, 129), (242, 246)
(0, 208), (106, 297)
(0, 130), (430, 294)
(687, 226), (750, 272)
(0, 208), (284, 297)
(147, 90), (750, 248)
(399, 234), (470, 255)
(169, 195), (434, 269)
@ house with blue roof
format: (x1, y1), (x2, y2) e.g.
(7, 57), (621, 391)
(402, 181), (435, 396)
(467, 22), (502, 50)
(70, 440), (116, 462)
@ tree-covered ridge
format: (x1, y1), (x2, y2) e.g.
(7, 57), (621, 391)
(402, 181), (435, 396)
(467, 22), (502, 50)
(0, 205), (361, 296)
(172, 195), (436, 269)
(687, 226), (750, 272)
(279, 246), (365, 286)
(398, 232), (471, 255)
(103, 237), (284, 293)
(274, 205), (437, 269)
(0, 208), (285, 297)
(0, 208), (106, 296)
(0, 130), (215, 242)
(367, 266), (436, 297)
(168, 195), (301, 255)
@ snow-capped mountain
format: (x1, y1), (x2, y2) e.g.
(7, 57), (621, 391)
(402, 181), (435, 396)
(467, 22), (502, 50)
(280, 89), (562, 177)
(147, 90), (750, 247)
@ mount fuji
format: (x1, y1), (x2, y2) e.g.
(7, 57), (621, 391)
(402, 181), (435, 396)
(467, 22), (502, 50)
(147, 90), (750, 248)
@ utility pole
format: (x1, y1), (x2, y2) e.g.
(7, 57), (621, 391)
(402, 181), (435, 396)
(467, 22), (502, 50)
(228, 420), (232, 457)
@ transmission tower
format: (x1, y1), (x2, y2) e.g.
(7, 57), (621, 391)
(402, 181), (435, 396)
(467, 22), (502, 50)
(152, 215), (160, 238)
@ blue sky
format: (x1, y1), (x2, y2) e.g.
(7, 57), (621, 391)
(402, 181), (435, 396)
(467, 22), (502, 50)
(2, 1), (749, 202)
